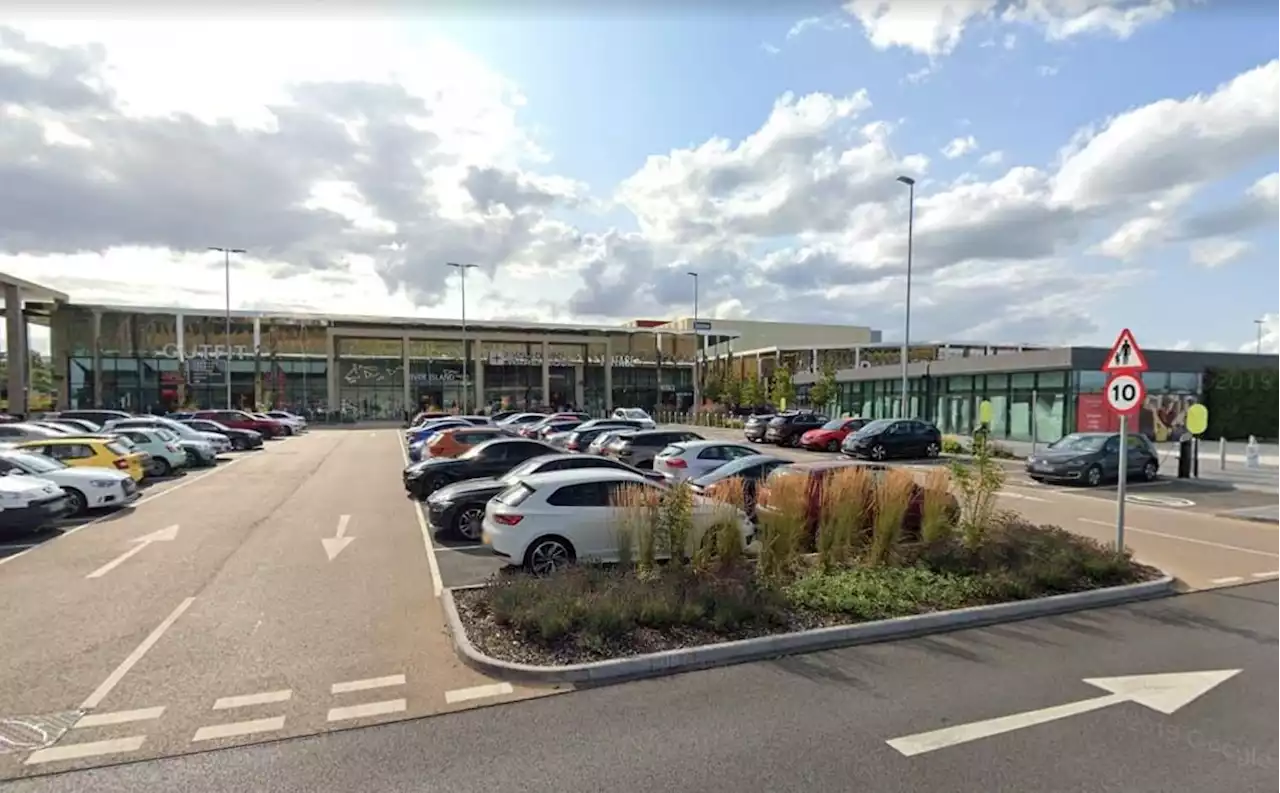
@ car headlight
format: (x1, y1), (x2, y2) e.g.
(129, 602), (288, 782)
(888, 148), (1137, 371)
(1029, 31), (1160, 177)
(1065, 459), (1086, 467)
(90, 479), (117, 488)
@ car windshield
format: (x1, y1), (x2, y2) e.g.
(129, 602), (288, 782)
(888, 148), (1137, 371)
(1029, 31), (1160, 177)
(854, 419), (893, 435)
(1049, 434), (1108, 452)
(503, 458), (546, 481)
(692, 455), (765, 484)
(623, 409), (648, 419)
(460, 441), (499, 460)
(821, 419), (845, 430)
(154, 429), (177, 442)
(9, 452), (64, 473)
(104, 441), (130, 456)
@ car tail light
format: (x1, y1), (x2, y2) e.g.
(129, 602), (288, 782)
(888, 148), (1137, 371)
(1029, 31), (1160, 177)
(566, 440), (579, 450)
(493, 514), (523, 525)
(166, 444), (181, 452)
(113, 459), (130, 470)
(664, 457), (687, 468)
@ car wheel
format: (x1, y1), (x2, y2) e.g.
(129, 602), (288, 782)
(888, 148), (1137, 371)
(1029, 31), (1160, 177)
(152, 458), (172, 478)
(870, 444), (887, 461)
(924, 441), (941, 459)
(825, 439), (840, 452)
(282, 426), (294, 436)
(524, 536), (576, 576)
(1085, 464), (1103, 487)
(1142, 461), (1158, 482)
(232, 437), (247, 451)
(64, 487), (88, 516)
(453, 505), (485, 541)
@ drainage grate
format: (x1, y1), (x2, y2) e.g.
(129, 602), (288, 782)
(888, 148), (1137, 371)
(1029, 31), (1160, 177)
(0, 711), (84, 755)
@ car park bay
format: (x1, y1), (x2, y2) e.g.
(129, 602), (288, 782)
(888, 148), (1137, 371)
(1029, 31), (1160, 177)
(0, 429), (558, 779)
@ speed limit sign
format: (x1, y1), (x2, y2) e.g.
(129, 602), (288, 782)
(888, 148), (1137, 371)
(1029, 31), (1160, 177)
(1105, 372), (1145, 415)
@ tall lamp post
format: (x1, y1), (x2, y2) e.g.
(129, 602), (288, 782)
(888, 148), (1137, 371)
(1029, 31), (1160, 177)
(896, 175), (915, 418)
(1255, 318), (1266, 354)
(209, 246), (246, 409)
(447, 262), (478, 414)
(688, 271), (700, 416)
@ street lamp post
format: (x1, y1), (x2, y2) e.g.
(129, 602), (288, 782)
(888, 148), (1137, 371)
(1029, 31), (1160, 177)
(1255, 318), (1266, 354)
(209, 246), (246, 409)
(896, 176), (916, 419)
(447, 262), (479, 414)
(688, 271), (700, 416)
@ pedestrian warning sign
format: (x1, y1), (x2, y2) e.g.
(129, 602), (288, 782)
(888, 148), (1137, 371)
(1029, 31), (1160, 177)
(1102, 328), (1148, 374)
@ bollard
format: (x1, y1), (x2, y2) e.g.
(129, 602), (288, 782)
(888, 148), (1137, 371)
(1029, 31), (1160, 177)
(1246, 435), (1261, 470)
(1219, 437), (1227, 470)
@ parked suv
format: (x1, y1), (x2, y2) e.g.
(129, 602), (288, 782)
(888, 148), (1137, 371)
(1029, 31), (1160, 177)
(1025, 432), (1159, 487)
(764, 411), (829, 447)
(841, 419), (942, 461)
(743, 414), (775, 443)
(192, 410), (285, 438)
(606, 429), (704, 469)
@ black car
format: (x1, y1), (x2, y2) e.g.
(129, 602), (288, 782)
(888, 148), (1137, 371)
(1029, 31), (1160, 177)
(563, 422), (637, 452)
(426, 453), (664, 540)
(403, 437), (558, 499)
(763, 411), (829, 446)
(607, 429), (704, 469)
(743, 414), (775, 442)
(1025, 432), (1159, 487)
(688, 453), (790, 521)
(841, 419), (942, 461)
(180, 419), (264, 451)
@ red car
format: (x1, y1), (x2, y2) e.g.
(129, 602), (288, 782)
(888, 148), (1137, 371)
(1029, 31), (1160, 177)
(192, 409), (285, 438)
(799, 417), (871, 452)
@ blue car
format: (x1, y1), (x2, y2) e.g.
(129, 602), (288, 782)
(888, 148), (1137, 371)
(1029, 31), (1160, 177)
(406, 419), (470, 446)
(408, 436), (435, 463)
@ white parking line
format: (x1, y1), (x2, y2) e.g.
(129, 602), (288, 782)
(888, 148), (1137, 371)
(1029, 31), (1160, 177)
(81, 597), (195, 709)
(73, 707), (165, 729)
(1211, 576), (1244, 585)
(1252, 571), (1278, 579)
(1077, 518), (1280, 558)
(445, 682), (513, 704)
(192, 716), (286, 742)
(436, 544), (487, 553)
(331, 674), (405, 694)
(25, 736), (147, 765)
(996, 491), (1051, 503)
(399, 440), (445, 597)
(213, 689), (293, 710)
(327, 699), (406, 722)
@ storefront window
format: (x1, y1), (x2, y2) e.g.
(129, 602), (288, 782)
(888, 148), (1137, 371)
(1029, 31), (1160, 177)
(337, 337), (403, 358)
(1141, 371), (1170, 392)
(1167, 372), (1201, 392)
(484, 341), (540, 409)
(263, 319), (328, 358)
(1076, 370), (1107, 393)
(336, 358), (405, 419)
(1034, 392), (1065, 443)
(1037, 370), (1067, 389)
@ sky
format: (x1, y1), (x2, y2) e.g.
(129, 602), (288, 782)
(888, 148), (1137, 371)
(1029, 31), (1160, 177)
(1, 2), (1277, 358)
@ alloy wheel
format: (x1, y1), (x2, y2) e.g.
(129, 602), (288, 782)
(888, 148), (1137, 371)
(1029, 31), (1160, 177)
(526, 539), (573, 575)
(65, 488), (88, 516)
(456, 507), (485, 541)
(871, 445), (887, 461)
(1086, 465), (1103, 487)
(925, 442), (941, 458)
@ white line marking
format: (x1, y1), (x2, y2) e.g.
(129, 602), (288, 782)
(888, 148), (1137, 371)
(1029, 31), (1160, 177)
(445, 682), (514, 704)
(435, 543), (487, 553)
(326, 698), (406, 722)
(1252, 571), (1278, 579)
(331, 674), (405, 694)
(400, 439), (444, 597)
(74, 707), (165, 729)
(81, 597), (195, 709)
(213, 689), (293, 710)
(191, 716), (286, 742)
(25, 736), (146, 765)
(997, 491), (1050, 503)
(1211, 576), (1244, 585)
(1078, 519), (1280, 558)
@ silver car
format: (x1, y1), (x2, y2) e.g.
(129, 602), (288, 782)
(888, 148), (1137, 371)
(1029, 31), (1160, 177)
(653, 440), (761, 482)
(0, 423), (67, 443)
(587, 429), (636, 456)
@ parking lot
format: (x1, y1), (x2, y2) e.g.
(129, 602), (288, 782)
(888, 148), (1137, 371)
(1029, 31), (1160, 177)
(0, 429), (563, 781)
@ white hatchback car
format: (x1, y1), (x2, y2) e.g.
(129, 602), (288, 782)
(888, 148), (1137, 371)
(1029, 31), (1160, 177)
(611, 407), (656, 430)
(0, 450), (138, 516)
(482, 468), (752, 575)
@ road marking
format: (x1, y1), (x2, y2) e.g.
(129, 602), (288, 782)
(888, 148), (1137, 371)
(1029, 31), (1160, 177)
(81, 597), (195, 709)
(25, 736), (146, 765)
(997, 491), (1050, 503)
(331, 674), (405, 694)
(1077, 518), (1280, 558)
(85, 525), (181, 579)
(212, 690), (293, 710)
(445, 682), (513, 704)
(436, 543), (487, 553)
(1253, 571), (1278, 579)
(322, 514), (355, 561)
(192, 716), (286, 742)
(399, 439), (444, 597)
(327, 699), (407, 722)
(73, 707), (165, 729)
(1211, 576), (1244, 585)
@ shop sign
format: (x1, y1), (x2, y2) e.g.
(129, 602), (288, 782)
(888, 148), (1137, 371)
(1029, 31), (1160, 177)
(155, 343), (255, 361)
(486, 351), (651, 367)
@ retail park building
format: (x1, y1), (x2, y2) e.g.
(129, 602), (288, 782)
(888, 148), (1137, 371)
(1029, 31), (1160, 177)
(2, 272), (1275, 443)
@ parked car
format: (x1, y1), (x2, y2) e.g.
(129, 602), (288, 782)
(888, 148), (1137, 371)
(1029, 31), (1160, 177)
(482, 468), (753, 575)
(402, 437), (559, 499)
(407, 418), (474, 445)
(764, 411), (829, 447)
(102, 417), (225, 466)
(652, 440), (761, 482)
(264, 411), (308, 435)
(108, 427), (189, 477)
(586, 428), (637, 456)
(534, 419), (584, 440)
(407, 420), (478, 462)
(841, 419), (943, 461)
(0, 449), (138, 516)
(191, 410), (285, 439)
(605, 429), (705, 469)
(0, 470), (72, 535)
(456, 415), (493, 426)
(498, 412), (549, 429)
(0, 423), (67, 443)
(410, 411), (453, 426)
(37, 417), (101, 434)
(517, 413), (587, 438)
(799, 417), (873, 452)
(487, 410), (520, 423)
(425, 426), (512, 459)
(1025, 432), (1159, 487)
(688, 454), (791, 520)
(426, 452), (664, 540)
(180, 419), (263, 451)
(51, 409), (132, 427)
(610, 407), (657, 430)
(14, 436), (148, 482)
(743, 413), (776, 442)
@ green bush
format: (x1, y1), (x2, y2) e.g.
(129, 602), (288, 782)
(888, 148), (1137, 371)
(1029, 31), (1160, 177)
(784, 567), (991, 620)
(941, 435), (969, 454)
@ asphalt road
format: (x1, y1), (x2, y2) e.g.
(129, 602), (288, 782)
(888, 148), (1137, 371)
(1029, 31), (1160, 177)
(0, 429), (559, 781)
(7, 580), (1273, 793)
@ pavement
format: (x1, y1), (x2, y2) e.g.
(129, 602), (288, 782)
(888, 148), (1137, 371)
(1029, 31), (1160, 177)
(4, 581), (1273, 793)
(0, 429), (562, 781)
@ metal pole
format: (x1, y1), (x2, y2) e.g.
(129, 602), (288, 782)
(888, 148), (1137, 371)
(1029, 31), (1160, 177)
(1116, 413), (1128, 550)
(1030, 387), (1038, 454)
(1219, 436), (1227, 470)
(224, 249), (232, 409)
(897, 176), (915, 418)
(689, 271), (700, 416)
(300, 324), (308, 416)
(447, 263), (478, 414)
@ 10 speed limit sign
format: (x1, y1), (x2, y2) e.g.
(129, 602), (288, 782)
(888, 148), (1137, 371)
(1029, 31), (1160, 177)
(1105, 372), (1145, 415)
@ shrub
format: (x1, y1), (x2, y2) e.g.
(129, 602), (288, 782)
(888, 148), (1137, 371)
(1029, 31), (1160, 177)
(611, 483), (661, 571)
(941, 435), (969, 454)
(755, 471), (808, 582)
(919, 468), (954, 545)
(784, 567), (991, 620)
(701, 477), (748, 570)
(867, 468), (915, 566)
(949, 434), (1006, 547)
(817, 465), (872, 571)
(657, 480), (696, 566)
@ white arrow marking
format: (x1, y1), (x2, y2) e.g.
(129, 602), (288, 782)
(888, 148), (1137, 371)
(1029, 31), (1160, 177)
(887, 669), (1242, 757)
(322, 514), (354, 561)
(86, 525), (181, 579)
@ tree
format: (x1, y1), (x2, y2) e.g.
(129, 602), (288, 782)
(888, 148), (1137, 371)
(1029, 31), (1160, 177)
(721, 369), (742, 407)
(808, 359), (839, 410)
(771, 366), (796, 408)
(741, 373), (764, 407)
(702, 368), (723, 405)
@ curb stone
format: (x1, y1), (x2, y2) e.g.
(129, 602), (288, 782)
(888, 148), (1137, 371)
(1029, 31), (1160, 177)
(443, 575), (1176, 685)
(1214, 512), (1280, 525)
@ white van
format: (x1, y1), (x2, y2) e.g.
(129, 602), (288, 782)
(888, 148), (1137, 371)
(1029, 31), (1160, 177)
(0, 472), (72, 535)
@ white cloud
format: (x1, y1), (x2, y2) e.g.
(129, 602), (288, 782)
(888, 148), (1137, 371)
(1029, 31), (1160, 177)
(942, 135), (980, 159)
(978, 150), (1005, 166)
(1038, 64), (1060, 77)
(1188, 237), (1250, 268)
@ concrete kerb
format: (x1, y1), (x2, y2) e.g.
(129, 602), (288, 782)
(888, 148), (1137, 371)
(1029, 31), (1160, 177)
(442, 576), (1176, 686)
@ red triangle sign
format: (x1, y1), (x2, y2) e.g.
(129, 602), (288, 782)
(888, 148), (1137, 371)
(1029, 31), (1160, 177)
(1102, 328), (1148, 373)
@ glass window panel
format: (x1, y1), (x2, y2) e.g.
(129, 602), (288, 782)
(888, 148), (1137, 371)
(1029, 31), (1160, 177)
(1167, 372), (1200, 392)
(1076, 370), (1107, 393)
(1011, 372), (1036, 389)
(1037, 370), (1067, 389)
(1141, 371), (1169, 392)
(1034, 391), (1065, 443)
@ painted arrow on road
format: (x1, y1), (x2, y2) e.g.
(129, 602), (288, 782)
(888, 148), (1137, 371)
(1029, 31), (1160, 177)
(887, 669), (1242, 757)
(323, 514), (355, 561)
(86, 525), (180, 579)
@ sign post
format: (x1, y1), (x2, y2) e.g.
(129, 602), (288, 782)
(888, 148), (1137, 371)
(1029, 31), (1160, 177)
(1185, 403), (1209, 478)
(1101, 329), (1148, 550)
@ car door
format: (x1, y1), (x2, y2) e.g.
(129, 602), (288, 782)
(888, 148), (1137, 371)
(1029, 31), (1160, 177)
(1124, 435), (1149, 479)
(1100, 436), (1122, 478)
(545, 481), (615, 561)
(910, 421), (936, 456)
(691, 445), (730, 478)
(51, 443), (97, 469)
